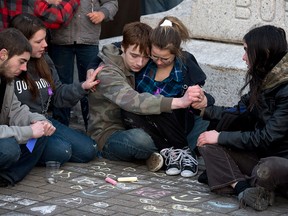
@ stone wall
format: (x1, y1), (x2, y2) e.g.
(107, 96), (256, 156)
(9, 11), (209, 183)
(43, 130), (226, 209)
(140, 0), (287, 105)
(141, 0), (288, 44)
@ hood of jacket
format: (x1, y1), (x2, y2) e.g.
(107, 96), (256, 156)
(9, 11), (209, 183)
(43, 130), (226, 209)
(98, 44), (128, 73)
(263, 52), (288, 90)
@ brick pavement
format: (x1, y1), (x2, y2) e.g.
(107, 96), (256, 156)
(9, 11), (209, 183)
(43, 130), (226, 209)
(1, 156), (288, 215)
(1, 117), (288, 215)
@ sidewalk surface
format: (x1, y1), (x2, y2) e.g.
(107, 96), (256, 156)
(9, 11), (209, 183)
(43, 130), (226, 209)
(1, 119), (288, 215)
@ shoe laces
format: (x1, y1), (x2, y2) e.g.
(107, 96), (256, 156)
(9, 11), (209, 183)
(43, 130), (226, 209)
(160, 147), (183, 167)
(181, 147), (198, 167)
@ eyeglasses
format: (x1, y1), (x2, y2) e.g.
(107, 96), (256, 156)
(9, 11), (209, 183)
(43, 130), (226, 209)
(149, 55), (174, 64)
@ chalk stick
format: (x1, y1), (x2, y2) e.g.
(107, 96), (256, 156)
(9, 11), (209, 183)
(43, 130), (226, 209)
(105, 177), (117, 185)
(117, 177), (138, 182)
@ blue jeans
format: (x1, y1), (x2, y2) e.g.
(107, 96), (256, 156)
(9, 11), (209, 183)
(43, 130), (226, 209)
(102, 129), (157, 161)
(187, 115), (209, 151)
(0, 137), (48, 184)
(39, 118), (97, 164)
(49, 44), (99, 129)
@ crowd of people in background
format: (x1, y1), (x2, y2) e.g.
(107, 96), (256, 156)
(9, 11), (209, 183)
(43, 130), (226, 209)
(0, 0), (288, 212)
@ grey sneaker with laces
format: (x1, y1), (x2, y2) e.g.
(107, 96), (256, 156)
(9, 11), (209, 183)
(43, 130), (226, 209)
(238, 186), (274, 211)
(160, 147), (182, 175)
(181, 147), (198, 177)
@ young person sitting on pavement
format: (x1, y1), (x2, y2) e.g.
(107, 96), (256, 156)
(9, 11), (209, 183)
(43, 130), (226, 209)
(193, 25), (288, 211)
(10, 13), (101, 165)
(0, 28), (55, 187)
(121, 16), (214, 178)
(88, 21), (204, 172)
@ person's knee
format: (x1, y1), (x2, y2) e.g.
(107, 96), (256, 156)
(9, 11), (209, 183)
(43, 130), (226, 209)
(131, 129), (153, 143)
(256, 157), (287, 180)
(71, 142), (97, 163)
(198, 144), (216, 155)
(44, 142), (72, 164)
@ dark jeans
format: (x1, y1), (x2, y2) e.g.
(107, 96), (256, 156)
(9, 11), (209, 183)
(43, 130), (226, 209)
(49, 44), (99, 129)
(39, 117), (97, 164)
(199, 144), (288, 197)
(102, 128), (157, 161)
(0, 137), (48, 184)
(121, 110), (188, 150)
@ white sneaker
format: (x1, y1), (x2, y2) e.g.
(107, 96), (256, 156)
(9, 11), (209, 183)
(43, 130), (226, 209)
(146, 152), (164, 172)
(180, 147), (198, 177)
(160, 147), (182, 176)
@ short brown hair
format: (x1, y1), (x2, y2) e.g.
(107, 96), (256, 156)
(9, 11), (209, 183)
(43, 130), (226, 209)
(121, 22), (152, 56)
(0, 28), (31, 59)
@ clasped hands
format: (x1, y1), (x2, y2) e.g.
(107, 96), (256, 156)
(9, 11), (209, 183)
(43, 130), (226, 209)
(181, 85), (207, 109)
(30, 120), (56, 138)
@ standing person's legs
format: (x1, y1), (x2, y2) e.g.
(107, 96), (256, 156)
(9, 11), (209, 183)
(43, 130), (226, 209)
(49, 44), (75, 126)
(165, 0), (183, 10)
(0, 137), (48, 185)
(141, 0), (166, 15)
(75, 44), (99, 130)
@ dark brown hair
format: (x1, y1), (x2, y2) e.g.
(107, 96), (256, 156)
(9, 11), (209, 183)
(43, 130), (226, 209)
(10, 13), (55, 99)
(241, 25), (287, 109)
(0, 28), (32, 58)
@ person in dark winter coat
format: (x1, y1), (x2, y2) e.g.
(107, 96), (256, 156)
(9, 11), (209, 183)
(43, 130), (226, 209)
(194, 25), (288, 211)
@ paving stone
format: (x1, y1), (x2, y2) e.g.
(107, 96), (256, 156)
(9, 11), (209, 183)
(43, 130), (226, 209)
(1, 125), (288, 216)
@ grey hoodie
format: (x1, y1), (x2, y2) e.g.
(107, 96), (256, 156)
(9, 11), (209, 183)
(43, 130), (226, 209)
(0, 79), (46, 144)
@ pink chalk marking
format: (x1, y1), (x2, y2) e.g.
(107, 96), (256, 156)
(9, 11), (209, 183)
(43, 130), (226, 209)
(105, 177), (117, 186)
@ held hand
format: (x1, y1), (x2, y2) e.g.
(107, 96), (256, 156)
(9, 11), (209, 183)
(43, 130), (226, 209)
(175, 85), (204, 108)
(30, 121), (45, 138)
(87, 12), (105, 24)
(41, 121), (56, 136)
(171, 86), (195, 109)
(197, 130), (219, 147)
(191, 95), (207, 109)
(46, 0), (62, 5)
(82, 66), (103, 91)
(189, 85), (205, 103)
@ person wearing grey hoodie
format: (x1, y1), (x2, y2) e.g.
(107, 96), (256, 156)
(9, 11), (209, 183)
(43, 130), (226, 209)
(0, 28), (55, 187)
